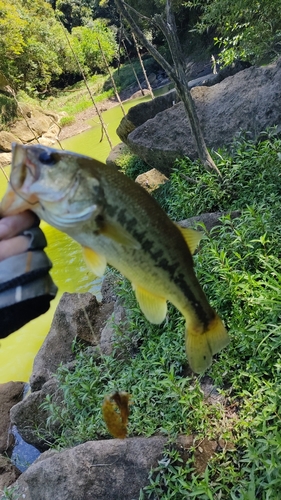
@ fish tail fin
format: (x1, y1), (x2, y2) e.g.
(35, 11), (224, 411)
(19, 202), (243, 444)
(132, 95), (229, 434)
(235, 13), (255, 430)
(185, 314), (229, 373)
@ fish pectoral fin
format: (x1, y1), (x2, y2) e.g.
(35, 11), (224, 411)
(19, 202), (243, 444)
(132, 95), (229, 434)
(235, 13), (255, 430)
(82, 246), (107, 277)
(185, 314), (229, 373)
(100, 221), (140, 249)
(134, 284), (167, 324)
(176, 225), (204, 255)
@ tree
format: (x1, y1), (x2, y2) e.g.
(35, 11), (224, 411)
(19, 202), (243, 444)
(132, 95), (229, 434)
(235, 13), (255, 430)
(54, 0), (93, 30)
(193, 0), (281, 65)
(70, 20), (118, 74)
(114, 0), (222, 176)
(0, 0), (77, 91)
(0, 0), (27, 85)
(51, 0), (120, 30)
(0, 0), (119, 93)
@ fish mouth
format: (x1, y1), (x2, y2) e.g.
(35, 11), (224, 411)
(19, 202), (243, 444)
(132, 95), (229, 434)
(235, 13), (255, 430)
(1, 143), (99, 226)
(0, 143), (45, 215)
(0, 144), (39, 216)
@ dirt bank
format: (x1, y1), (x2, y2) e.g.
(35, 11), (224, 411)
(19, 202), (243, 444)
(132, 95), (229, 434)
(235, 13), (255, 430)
(57, 84), (153, 142)
(58, 97), (120, 141)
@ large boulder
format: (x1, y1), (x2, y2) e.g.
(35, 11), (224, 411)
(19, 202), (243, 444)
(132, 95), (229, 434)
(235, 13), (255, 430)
(178, 210), (241, 233)
(0, 103), (61, 167)
(100, 300), (128, 356)
(117, 89), (179, 143)
(30, 292), (101, 392)
(8, 104), (60, 145)
(124, 58), (281, 174)
(11, 291), (116, 450)
(9, 436), (167, 500)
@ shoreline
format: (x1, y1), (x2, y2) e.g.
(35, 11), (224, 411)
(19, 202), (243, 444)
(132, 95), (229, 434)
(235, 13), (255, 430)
(58, 96), (121, 141)
(57, 84), (156, 142)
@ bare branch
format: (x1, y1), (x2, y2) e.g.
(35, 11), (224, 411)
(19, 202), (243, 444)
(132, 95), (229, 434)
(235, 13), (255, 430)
(114, 0), (222, 178)
(114, 0), (176, 82)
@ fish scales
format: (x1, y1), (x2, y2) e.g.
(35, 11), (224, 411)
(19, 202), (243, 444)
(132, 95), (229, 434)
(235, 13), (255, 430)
(0, 144), (230, 372)
(70, 159), (213, 326)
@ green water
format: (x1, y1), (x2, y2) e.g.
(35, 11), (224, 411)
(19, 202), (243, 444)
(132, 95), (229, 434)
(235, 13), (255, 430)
(62, 94), (152, 159)
(0, 90), (162, 383)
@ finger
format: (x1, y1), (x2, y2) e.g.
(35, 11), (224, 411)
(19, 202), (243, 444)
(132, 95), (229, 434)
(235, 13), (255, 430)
(0, 211), (39, 240)
(0, 235), (30, 262)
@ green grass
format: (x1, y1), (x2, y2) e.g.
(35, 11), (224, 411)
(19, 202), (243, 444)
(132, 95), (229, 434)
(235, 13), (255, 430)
(24, 55), (159, 126)
(113, 147), (149, 178)
(40, 133), (281, 499)
(39, 77), (115, 119)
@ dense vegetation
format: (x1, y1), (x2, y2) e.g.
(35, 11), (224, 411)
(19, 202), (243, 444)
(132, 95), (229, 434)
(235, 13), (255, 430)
(0, 0), (118, 93)
(1, 0), (281, 97)
(40, 134), (281, 498)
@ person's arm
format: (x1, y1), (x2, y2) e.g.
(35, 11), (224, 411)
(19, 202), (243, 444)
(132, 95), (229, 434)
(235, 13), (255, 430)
(0, 211), (57, 337)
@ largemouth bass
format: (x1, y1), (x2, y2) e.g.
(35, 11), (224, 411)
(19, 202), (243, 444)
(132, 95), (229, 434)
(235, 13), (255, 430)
(0, 144), (229, 372)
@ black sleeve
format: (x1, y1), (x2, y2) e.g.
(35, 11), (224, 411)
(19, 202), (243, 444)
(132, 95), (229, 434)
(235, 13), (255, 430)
(0, 227), (58, 338)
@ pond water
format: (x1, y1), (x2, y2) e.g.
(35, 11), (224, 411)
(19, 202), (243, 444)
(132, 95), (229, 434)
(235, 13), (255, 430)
(0, 87), (168, 383)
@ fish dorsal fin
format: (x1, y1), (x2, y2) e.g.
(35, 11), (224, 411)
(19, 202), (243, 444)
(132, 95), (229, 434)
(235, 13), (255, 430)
(176, 225), (203, 255)
(100, 221), (140, 249)
(82, 246), (107, 277)
(133, 284), (167, 324)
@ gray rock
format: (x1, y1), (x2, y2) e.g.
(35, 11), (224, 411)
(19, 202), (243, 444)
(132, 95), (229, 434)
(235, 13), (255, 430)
(30, 292), (100, 392)
(125, 59), (281, 174)
(117, 89), (179, 143)
(10, 378), (62, 451)
(0, 455), (21, 492)
(129, 88), (151, 99)
(188, 73), (219, 89)
(100, 301), (127, 356)
(0, 382), (25, 453)
(9, 436), (167, 500)
(101, 274), (119, 304)
(106, 142), (128, 169)
(178, 210), (241, 233)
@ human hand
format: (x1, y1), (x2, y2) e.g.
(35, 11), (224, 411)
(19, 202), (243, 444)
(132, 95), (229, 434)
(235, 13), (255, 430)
(0, 211), (39, 261)
(0, 210), (57, 337)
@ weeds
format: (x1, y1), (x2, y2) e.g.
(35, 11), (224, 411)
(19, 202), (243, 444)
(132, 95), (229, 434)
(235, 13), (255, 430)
(0, 94), (18, 127)
(41, 135), (281, 498)
(113, 147), (149, 179)
(0, 485), (20, 500)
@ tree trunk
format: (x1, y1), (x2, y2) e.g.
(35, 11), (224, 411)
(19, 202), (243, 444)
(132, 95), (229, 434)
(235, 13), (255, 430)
(122, 40), (145, 95)
(114, 0), (222, 177)
(131, 32), (154, 99)
(61, 23), (113, 149)
(98, 38), (126, 117)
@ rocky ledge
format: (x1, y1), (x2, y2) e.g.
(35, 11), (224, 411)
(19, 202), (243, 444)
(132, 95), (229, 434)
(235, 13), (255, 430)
(0, 104), (62, 168)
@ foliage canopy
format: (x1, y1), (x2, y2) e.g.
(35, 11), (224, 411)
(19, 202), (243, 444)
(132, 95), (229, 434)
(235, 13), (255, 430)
(0, 0), (118, 93)
(192, 0), (281, 64)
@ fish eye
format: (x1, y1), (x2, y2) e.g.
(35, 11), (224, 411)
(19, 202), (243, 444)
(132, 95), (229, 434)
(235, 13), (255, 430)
(38, 151), (58, 166)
